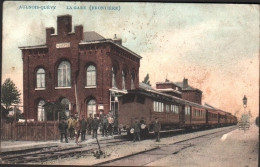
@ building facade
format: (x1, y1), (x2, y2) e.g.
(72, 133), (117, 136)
(156, 78), (202, 105)
(20, 15), (141, 121)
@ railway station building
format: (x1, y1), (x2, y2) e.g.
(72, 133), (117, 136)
(19, 15), (141, 121)
(156, 78), (202, 105)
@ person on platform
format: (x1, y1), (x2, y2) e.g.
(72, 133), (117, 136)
(100, 115), (108, 137)
(113, 116), (120, 135)
(108, 113), (114, 136)
(87, 113), (93, 135)
(92, 114), (99, 139)
(67, 115), (75, 140)
(74, 116), (81, 145)
(80, 115), (87, 141)
(59, 117), (68, 143)
(154, 117), (161, 142)
(133, 118), (141, 142)
(140, 117), (146, 140)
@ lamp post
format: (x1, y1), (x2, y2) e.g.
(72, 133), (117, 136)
(242, 95), (247, 114)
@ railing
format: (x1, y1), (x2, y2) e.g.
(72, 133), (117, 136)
(1, 120), (59, 141)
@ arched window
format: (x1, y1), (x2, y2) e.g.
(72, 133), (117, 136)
(36, 68), (45, 88)
(37, 100), (46, 121)
(122, 70), (126, 90)
(86, 65), (96, 86)
(57, 61), (71, 87)
(112, 67), (117, 88)
(131, 73), (135, 89)
(61, 98), (71, 117)
(87, 99), (96, 116)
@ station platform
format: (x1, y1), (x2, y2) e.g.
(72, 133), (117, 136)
(0, 133), (126, 153)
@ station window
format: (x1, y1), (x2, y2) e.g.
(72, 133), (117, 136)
(57, 61), (71, 87)
(36, 68), (45, 88)
(86, 65), (96, 86)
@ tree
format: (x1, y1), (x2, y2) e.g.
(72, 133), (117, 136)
(1, 78), (21, 118)
(142, 73), (151, 86)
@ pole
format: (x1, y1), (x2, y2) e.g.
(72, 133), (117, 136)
(75, 82), (80, 116)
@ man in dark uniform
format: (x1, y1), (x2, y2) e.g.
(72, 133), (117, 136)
(133, 118), (141, 142)
(140, 117), (146, 140)
(59, 117), (68, 143)
(92, 114), (99, 139)
(87, 113), (93, 135)
(113, 116), (120, 135)
(80, 115), (87, 141)
(101, 114), (108, 137)
(154, 117), (161, 142)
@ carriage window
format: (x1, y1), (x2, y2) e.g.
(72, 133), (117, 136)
(122, 94), (135, 104)
(136, 95), (145, 104)
(166, 104), (170, 112)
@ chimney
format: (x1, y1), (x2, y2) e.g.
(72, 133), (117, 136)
(113, 34), (122, 45)
(183, 78), (188, 88)
(57, 15), (72, 35)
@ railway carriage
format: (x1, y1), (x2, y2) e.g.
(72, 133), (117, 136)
(118, 87), (237, 134)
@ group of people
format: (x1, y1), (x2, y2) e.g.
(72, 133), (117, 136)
(132, 117), (161, 142)
(58, 111), (120, 144)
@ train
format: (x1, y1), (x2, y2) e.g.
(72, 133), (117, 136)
(117, 86), (237, 135)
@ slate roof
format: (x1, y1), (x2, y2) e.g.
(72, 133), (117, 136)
(83, 31), (106, 42)
(174, 81), (202, 92)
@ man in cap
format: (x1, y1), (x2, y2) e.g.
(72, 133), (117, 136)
(67, 114), (75, 139)
(80, 115), (87, 141)
(133, 117), (141, 142)
(92, 114), (99, 139)
(87, 113), (93, 135)
(153, 117), (161, 142)
(58, 117), (68, 143)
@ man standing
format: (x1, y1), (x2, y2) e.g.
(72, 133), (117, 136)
(74, 116), (81, 144)
(108, 114), (114, 136)
(133, 118), (141, 142)
(58, 117), (68, 143)
(87, 113), (93, 135)
(67, 115), (75, 139)
(154, 118), (161, 142)
(80, 115), (87, 141)
(92, 114), (99, 139)
(101, 114), (108, 137)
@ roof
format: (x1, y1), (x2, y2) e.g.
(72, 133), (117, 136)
(83, 31), (106, 42)
(174, 81), (202, 92)
(156, 88), (182, 95)
(156, 81), (180, 88)
(19, 44), (47, 50)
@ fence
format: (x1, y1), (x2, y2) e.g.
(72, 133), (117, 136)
(1, 120), (60, 141)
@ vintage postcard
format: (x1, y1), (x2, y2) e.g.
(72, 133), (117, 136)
(1, 1), (259, 166)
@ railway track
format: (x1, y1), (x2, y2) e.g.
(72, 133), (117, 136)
(0, 126), (236, 165)
(93, 126), (237, 166)
(0, 138), (130, 164)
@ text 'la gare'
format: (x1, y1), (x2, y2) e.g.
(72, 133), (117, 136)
(66, 6), (87, 10)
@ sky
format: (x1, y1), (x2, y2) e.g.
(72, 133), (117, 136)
(2, 2), (259, 119)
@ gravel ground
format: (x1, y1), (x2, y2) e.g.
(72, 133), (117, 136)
(146, 125), (259, 167)
(44, 126), (247, 166)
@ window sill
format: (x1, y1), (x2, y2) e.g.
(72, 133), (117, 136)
(35, 88), (46, 90)
(85, 86), (97, 89)
(55, 87), (72, 89)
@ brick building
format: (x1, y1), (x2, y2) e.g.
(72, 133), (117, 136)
(156, 78), (202, 104)
(19, 15), (141, 121)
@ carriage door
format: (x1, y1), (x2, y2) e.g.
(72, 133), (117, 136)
(179, 105), (185, 124)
